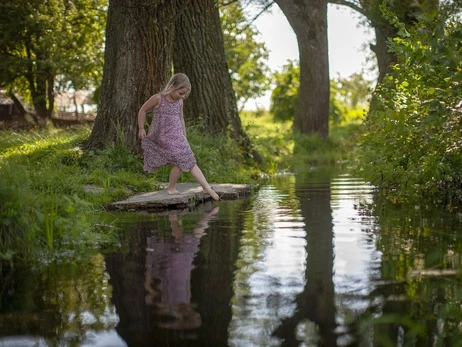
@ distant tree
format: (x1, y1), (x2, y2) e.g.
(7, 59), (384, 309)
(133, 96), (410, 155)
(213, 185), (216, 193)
(332, 72), (372, 109)
(0, 0), (106, 121)
(270, 61), (299, 122)
(86, 1), (188, 152)
(273, 0), (330, 138)
(219, 1), (271, 111)
(271, 61), (372, 124)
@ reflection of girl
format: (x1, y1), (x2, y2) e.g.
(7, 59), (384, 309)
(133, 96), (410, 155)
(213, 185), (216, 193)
(144, 206), (219, 330)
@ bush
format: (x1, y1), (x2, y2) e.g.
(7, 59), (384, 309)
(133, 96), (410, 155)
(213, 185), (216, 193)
(356, 7), (462, 204)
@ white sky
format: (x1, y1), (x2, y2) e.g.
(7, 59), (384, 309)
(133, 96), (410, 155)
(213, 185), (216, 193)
(245, 4), (376, 110)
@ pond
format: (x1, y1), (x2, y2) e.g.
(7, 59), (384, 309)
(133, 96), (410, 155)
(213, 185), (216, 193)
(1, 167), (462, 346)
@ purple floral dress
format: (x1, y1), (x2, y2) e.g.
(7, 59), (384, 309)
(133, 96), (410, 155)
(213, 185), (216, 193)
(142, 94), (196, 172)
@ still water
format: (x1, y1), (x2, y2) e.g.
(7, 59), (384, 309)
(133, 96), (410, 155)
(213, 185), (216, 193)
(2, 168), (462, 346)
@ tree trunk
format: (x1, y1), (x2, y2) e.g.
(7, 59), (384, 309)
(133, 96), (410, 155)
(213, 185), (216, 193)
(357, 0), (440, 84)
(172, 0), (228, 133)
(275, 0), (330, 138)
(86, 0), (181, 152)
(173, 0), (262, 162)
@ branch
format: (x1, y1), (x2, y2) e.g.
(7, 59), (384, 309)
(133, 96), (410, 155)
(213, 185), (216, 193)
(238, 1), (275, 34)
(328, 0), (365, 16)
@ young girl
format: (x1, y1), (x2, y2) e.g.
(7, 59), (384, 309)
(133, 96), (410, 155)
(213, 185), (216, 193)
(138, 73), (220, 201)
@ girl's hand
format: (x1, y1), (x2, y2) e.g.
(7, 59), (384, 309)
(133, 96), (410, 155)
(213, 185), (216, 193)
(139, 128), (146, 139)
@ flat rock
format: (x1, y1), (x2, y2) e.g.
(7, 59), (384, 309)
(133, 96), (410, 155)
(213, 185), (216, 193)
(109, 183), (253, 212)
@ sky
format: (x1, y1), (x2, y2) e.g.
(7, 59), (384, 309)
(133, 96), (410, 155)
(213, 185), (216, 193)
(245, 4), (376, 110)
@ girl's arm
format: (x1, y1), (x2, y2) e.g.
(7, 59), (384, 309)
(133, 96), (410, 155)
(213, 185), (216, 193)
(180, 99), (187, 138)
(138, 93), (161, 139)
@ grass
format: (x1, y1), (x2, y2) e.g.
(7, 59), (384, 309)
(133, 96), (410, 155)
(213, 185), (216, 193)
(0, 112), (361, 267)
(241, 110), (362, 173)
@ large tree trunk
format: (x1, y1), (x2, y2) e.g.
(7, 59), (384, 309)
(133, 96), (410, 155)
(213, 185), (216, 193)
(275, 0), (330, 138)
(172, 0), (228, 133)
(86, 0), (181, 152)
(173, 0), (261, 162)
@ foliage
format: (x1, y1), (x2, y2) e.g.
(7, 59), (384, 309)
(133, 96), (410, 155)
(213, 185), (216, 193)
(270, 60), (300, 122)
(356, 7), (462, 204)
(220, 0), (271, 110)
(270, 61), (372, 124)
(0, 0), (106, 117)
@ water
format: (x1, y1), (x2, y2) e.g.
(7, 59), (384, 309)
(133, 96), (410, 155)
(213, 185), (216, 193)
(2, 168), (462, 346)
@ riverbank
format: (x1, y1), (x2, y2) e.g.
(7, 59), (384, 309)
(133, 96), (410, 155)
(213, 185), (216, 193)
(0, 113), (360, 267)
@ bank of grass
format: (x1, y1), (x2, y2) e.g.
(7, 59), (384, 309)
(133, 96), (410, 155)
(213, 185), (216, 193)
(0, 113), (360, 266)
(241, 110), (362, 173)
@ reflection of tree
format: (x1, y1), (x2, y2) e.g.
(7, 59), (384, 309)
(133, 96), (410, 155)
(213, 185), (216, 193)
(191, 200), (251, 345)
(106, 206), (226, 346)
(274, 172), (337, 346)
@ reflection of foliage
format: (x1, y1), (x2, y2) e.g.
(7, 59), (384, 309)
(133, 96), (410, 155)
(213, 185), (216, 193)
(353, 196), (462, 345)
(0, 254), (118, 344)
(357, 7), (462, 204)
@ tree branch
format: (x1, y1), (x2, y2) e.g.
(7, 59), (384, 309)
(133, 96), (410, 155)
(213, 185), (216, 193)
(328, 0), (365, 16)
(238, 1), (275, 34)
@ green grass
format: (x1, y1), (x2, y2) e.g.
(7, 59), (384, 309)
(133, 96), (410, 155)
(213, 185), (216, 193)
(241, 110), (362, 173)
(0, 113), (360, 267)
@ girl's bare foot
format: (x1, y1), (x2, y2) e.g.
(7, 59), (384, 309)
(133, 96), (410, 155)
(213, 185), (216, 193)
(207, 189), (220, 201)
(168, 188), (181, 195)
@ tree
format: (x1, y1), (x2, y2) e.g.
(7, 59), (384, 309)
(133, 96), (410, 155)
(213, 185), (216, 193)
(273, 0), (330, 138)
(270, 61), (371, 124)
(172, 0), (261, 161)
(330, 0), (440, 83)
(0, 0), (106, 121)
(220, 1), (271, 111)
(86, 1), (188, 152)
(270, 60), (299, 122)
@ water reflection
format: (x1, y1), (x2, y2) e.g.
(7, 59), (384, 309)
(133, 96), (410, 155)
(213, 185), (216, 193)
(144, 207), (219, 330)
(105, 205), (219, 346)
(2, 169), (462, 346)
(274, 174), (336, 346)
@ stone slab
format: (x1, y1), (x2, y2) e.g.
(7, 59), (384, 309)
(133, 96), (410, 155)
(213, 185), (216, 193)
(109, 183), (253, 212)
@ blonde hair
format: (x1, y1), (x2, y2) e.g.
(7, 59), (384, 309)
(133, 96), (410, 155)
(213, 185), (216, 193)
(163, 73), (191, 99)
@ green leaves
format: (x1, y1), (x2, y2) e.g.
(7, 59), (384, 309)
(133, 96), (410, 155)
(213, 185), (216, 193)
(358, 7), (462, 204)
(220, 2), (271, 110)
(0, 0), (106, 115)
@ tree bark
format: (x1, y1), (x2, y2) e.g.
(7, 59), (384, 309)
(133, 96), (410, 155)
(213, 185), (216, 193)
(86, 0), (180, 152)
(275, 0), (330, 138)
(173, 0), (262, 162)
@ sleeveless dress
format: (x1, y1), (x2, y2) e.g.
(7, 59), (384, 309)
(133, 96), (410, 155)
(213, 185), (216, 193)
(142, 94), (196, 172)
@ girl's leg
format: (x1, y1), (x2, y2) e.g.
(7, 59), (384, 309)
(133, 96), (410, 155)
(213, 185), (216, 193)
(168, 166), (182, 195)
(190, 164), (219, 201)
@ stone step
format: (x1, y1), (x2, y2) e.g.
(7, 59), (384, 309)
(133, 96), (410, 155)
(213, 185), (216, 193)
(109, 183), (254, 212)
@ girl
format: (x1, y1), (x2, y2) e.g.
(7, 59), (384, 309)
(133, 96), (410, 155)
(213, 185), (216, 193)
(138, 73), (219, 201)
